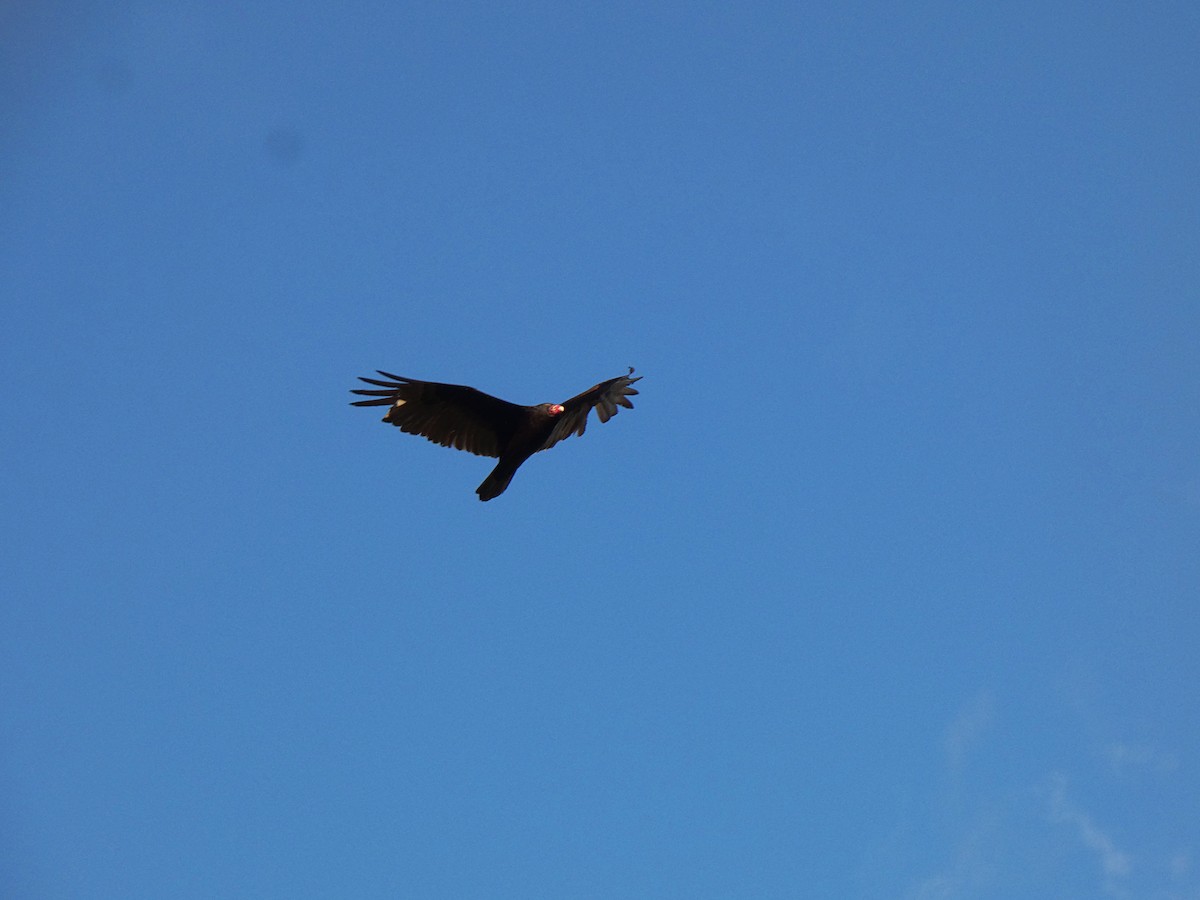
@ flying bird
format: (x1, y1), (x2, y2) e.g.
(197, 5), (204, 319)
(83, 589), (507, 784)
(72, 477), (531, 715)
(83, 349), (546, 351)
(350, 367), (642, 501)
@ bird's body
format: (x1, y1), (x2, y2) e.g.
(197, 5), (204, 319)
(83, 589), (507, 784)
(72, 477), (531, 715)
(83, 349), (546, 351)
(350, 368), (641, 500)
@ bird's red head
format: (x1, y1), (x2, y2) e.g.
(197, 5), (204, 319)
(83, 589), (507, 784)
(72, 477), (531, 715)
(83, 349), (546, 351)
(548, 404), (565, 416)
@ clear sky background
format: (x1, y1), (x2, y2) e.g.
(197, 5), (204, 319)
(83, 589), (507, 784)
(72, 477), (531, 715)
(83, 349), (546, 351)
(2, 3), (1198, 898)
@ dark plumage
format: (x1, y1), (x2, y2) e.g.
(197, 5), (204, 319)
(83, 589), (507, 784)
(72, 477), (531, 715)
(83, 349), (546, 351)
(350, 367), (642, 500)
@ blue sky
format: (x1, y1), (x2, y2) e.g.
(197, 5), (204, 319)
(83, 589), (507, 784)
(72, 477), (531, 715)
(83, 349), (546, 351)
(2, 2), (1198, 897)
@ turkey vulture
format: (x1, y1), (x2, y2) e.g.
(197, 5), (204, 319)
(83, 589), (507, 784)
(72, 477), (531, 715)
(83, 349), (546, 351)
(350, 367), (642, 501)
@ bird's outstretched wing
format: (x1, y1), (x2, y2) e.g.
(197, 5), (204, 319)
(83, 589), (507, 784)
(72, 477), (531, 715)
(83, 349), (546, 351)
(350, 371), (524, 457)
(542, 367), (642, 451)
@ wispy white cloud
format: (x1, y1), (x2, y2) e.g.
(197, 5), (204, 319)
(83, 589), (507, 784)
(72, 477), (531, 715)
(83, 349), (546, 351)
(883, 694), (1197, 900)
(1103, 741), (1178, 776)
(1048, 774), (1132, 895)
(908, 873), (955, 899)
(943, 692), (995, 773)
(1169, 850), (1191, 879)
(904, 824), (996, 900)
(895, 696), (1001, 899)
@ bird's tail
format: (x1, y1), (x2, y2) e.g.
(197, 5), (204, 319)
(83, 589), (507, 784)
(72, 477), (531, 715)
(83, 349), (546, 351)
(476, 462), (517, 502)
